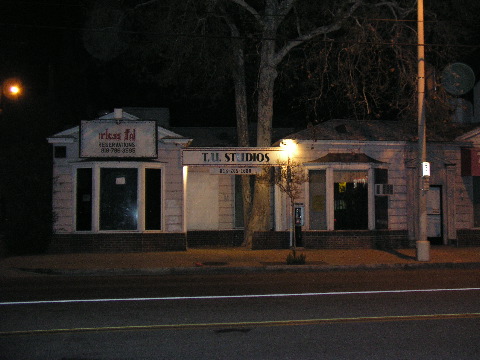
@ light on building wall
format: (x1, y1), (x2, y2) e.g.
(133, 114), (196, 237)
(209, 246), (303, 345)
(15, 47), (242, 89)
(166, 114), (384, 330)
(280, 139), (297, 158)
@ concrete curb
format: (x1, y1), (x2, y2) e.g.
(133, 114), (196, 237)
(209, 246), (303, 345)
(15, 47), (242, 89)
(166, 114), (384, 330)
(13, 261), (480, 277)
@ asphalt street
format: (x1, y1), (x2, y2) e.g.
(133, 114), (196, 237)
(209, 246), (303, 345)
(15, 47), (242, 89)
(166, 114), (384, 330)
(1, 271), (480, 359)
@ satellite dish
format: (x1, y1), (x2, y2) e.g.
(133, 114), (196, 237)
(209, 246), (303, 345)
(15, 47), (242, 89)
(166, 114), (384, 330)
(441, 62), (475, 96)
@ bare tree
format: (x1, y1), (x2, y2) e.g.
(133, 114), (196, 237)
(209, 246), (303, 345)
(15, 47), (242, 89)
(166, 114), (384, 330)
(265, 158), (308, 252)
(83, 0), (476, 247)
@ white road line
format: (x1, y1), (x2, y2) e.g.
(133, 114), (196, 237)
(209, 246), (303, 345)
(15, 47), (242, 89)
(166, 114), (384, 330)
(2, 287), (480, 306)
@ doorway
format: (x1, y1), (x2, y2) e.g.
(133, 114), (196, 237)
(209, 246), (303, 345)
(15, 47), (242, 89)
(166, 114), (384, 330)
(427, 185), (443, 245)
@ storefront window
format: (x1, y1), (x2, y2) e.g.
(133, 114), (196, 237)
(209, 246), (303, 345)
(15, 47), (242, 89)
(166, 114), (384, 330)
(334, 170), (368, 230)
(145, 169), (162, 230)
(234, 176), (244, 228)
(75, 166), (162, 232)
(309, 170), (327, 230)
(76, 168), (92, 231)
(473, 177), (480, 227)
(309, 169), (370, 230)
(100, 168), (138, 230)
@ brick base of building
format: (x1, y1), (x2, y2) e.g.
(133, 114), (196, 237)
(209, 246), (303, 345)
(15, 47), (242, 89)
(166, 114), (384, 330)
(305, 230), (409, 249)
(252, 230), (409, 250)
(48, 233), (187, 253)
(187, 230), (244, 248)
(47, 229), (410, 253)
(252, 231), (290, 249)
(456, 229), (480, 247)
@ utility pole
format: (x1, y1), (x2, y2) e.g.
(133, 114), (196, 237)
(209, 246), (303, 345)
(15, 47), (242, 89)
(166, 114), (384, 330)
(416, 0), (430, 261)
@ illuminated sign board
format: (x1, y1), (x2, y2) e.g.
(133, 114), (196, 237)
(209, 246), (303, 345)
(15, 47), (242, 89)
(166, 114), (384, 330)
(182, 148), (288, 166)
(80, 120), (157, 158)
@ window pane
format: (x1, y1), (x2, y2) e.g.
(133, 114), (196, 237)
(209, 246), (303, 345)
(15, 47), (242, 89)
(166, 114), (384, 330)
(145, 169), (161, 230)
(76, 168), (92, 231)
(54, 146), (67, 158)
(309, 170), (327, 230)
(334, 170), (368, 230)
(474, 177), (480, 227)
(235, 176), (244, 228)
(100, 168), (138, 230)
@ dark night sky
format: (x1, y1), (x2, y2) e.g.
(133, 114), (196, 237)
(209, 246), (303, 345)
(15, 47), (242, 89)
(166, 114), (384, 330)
(2, 1), (480, 131)
(0, 0), (236, 130)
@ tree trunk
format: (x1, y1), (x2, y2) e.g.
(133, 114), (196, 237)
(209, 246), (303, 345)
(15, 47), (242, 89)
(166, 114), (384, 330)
(244, 46), (278, 246)
(229, 31), (255, 247)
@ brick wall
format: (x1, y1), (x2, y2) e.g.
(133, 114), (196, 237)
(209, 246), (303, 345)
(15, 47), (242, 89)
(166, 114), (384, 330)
(48, 233), (187, 253)
(456, 229), (480, 247)
(304, 230), (409, 249)
(252, 230), (409, 249)
(47, 230), (410, 253)
(187, 230), (244, 248)
(252, 231), (290, 249)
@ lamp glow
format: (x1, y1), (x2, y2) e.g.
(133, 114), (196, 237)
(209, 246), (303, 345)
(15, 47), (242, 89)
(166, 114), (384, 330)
(280, 139), (297, 157)
(8, 85), (20, 95)
(2, 78), (23, 100)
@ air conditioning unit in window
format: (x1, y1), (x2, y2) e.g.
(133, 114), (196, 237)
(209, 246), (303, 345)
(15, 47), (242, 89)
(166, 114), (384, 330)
(375, 184), (394, 196)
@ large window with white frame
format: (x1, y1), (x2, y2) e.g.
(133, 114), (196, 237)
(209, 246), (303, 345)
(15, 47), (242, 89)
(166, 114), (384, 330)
(309, 170), (327, 230)
(75, 164), (162, 232)
(308, 167), (378, 231)
(333, 170), (368, 230)
(100, 168), (138, 230)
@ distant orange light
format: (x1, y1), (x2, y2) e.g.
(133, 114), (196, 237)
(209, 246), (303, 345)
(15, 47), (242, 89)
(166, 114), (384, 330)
(9, 85), (20, 95)
(2, 78), (23, 100)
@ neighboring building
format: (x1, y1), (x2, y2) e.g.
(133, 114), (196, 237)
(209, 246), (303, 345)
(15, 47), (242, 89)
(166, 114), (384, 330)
(47, 108), (480, 253)
(274, 120), (472, 248)
(47, 108), (190, 252)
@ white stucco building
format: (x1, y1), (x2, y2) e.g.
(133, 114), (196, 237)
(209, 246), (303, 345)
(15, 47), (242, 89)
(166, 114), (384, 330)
(47, 108), (480, 253)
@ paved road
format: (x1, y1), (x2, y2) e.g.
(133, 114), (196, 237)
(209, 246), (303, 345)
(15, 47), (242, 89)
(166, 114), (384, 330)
(1, 269), (480, 359)
(2, 268), (480, 301)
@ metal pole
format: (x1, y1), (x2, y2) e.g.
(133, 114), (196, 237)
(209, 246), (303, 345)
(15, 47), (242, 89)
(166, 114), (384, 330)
(416, 0), (430, 261)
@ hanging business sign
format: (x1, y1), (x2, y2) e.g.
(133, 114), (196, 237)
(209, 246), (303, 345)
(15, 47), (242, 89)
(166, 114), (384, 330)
(80, 120), (157, 158)
(182, 148), (288, 166)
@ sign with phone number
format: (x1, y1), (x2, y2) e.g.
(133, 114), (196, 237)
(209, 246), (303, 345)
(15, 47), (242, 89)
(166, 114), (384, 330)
(210, 167), (261, 175)
(80, 120), (157, 158)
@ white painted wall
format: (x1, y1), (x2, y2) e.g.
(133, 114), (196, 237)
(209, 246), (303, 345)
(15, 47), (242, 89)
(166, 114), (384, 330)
(186, 170), (219, 230)
(48, 122), (188, 234)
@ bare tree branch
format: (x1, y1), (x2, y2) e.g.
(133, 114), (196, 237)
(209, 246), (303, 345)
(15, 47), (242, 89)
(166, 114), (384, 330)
(225, 0), (264, 25)
(273, 0), (363, 65)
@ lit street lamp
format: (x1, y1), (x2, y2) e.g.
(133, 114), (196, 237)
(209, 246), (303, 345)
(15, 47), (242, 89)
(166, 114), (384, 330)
(0, 77), (23, 114)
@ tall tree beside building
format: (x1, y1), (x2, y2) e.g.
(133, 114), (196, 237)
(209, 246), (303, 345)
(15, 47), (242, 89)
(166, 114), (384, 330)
(82, 0), (476, 247)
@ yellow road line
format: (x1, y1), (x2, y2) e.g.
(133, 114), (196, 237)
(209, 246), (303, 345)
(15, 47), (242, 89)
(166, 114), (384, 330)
(2, 313), (480, 337)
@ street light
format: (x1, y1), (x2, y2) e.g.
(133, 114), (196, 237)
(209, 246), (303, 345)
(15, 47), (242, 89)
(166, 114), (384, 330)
(0, 77), (23, 114)
(7, 84), (21, 97)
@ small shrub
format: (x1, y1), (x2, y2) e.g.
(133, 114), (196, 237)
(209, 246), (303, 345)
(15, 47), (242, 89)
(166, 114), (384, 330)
(286, 251), (306, 265)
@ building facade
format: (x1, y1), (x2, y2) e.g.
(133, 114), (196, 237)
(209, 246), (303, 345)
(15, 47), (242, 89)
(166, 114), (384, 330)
(47, 109), (480, 253)
(47, 109), (190, 252)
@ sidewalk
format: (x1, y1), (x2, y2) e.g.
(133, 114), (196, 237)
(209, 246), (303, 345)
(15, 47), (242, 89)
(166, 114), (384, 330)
(1, 247), (480, 277)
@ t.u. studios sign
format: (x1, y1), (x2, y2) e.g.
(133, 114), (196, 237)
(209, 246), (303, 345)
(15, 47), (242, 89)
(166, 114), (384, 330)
(182, 148), (288, 166)
(80, 120), (157, 158)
